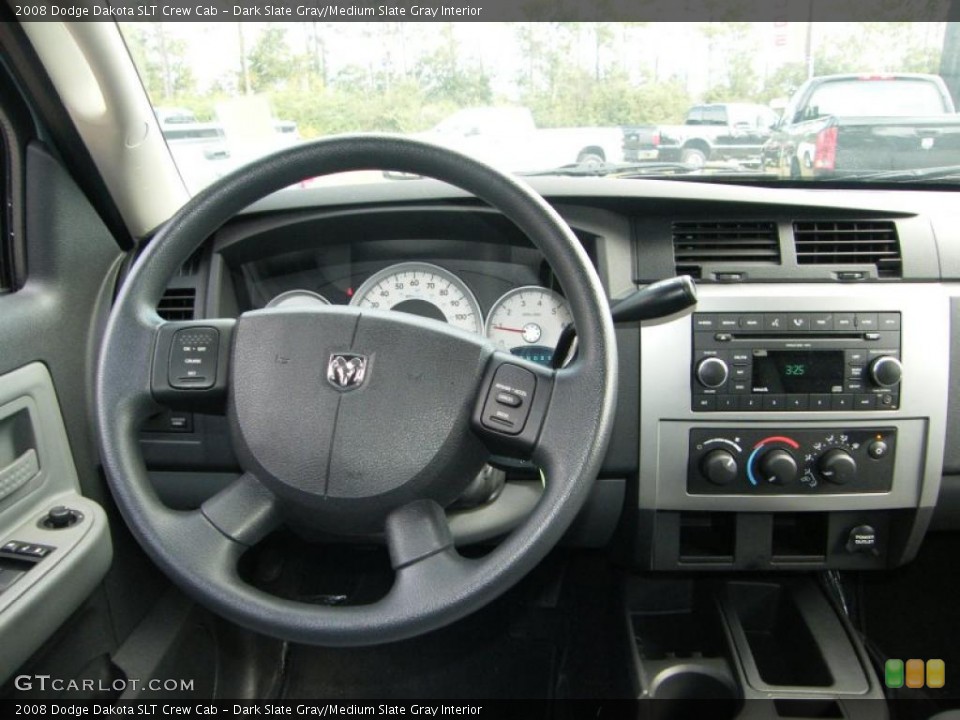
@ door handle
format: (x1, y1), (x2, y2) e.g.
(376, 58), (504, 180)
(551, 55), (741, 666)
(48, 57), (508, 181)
(0, 448), (39, 502)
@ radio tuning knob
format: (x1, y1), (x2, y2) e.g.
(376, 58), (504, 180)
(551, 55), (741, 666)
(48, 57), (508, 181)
(817, 448), (858, 485)
(701, 449), (738, 485)
(869, 356), (903, 388)
(696, 357), (729, 388)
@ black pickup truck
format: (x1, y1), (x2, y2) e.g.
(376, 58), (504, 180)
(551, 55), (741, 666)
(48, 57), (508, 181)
(766, 73), (960, 178)
(622, 103), (778, 167)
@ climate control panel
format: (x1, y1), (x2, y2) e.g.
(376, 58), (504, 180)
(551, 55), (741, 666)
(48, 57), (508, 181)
(687, 427), (896, 495)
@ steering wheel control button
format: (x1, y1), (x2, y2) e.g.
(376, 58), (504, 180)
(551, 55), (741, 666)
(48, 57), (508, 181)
(846, 525), (878, 554)
(481, 364), (537, 435)
(169, 327), (219, 389)
(495, 391), (522, 408)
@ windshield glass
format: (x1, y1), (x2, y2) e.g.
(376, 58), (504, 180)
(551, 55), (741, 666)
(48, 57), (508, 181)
(118, 22), (959, 190)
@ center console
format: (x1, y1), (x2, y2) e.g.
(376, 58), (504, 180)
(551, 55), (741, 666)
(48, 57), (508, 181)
(636, 284), (950, 572)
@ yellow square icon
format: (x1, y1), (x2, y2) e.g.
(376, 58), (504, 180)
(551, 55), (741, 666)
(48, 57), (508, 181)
(927, 659), (945, 689)
(906, 659), (925, 688)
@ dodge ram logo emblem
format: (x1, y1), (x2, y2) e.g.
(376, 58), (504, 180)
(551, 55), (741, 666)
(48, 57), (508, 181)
(327, 353), (368, 391)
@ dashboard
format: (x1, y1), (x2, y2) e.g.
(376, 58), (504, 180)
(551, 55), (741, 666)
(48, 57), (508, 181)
(142, 175), (960, 573)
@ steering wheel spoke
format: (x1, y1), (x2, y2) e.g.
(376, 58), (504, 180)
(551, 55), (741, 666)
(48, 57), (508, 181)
(201, 471), (282, 546)
(471, 350), (557, 459)
(150, 318), (235, 413)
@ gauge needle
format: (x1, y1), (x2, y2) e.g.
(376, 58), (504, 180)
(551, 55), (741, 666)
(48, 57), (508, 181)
(493, 325), (525, 333)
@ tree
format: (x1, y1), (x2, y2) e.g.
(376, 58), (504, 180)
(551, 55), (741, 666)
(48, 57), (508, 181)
(247, 25), (300, 93)
(940, 22), (960, 107)
(414, 24), (492, 106)
(121, 23), (195, 100)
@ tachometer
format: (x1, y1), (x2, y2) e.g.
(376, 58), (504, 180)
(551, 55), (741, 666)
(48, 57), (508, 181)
(486, 286), (572, 366)
(349, 262), (483, 335)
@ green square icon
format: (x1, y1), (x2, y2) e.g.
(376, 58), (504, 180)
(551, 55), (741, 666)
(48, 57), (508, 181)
(886, 659), (905, 688)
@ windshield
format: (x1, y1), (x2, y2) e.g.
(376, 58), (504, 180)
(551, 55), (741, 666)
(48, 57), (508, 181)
(118, 22), (960, 190)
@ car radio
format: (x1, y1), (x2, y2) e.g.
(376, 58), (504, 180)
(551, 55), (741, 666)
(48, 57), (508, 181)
(691, 312), (902, 412)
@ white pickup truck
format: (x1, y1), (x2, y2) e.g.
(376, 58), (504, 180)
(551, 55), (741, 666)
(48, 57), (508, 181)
(420, 107), (624, 172)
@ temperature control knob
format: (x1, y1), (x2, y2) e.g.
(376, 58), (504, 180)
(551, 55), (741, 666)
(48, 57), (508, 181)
(701, 449), (738, 485)
(696, 357), (729, 388)
(756, 448), (798, 485)
(817, 448), (858, 485)
(868, 356), (902, 388)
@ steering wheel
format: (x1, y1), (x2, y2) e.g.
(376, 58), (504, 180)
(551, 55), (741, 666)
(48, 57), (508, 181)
(95, 136), (618, 646)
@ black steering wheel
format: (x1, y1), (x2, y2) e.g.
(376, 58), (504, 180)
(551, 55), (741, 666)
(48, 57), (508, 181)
(95, 136), (618, 646)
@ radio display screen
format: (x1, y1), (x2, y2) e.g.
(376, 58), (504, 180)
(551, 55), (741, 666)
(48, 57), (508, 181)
(751, 351), (845, 394)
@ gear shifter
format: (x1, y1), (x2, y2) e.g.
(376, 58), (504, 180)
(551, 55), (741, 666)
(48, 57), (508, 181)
(551, 275), (697, 369)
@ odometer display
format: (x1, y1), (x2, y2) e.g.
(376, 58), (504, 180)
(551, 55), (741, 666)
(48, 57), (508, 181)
(349, 262), (483, 335)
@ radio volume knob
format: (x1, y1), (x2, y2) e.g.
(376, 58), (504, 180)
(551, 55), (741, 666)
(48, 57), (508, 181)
(696, 357), (729, 388)
(701, 449), (738, 485)
(869, 356), (903, 388)
(817, 448), (858, 485)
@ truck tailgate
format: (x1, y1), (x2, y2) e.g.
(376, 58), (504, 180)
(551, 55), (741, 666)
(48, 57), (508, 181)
(835, 115), (960, 171)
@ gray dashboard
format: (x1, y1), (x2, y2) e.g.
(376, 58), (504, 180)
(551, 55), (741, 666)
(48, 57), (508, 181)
(142, 175), (960, 568)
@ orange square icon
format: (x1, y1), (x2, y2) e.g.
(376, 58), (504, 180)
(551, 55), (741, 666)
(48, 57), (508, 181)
(906, 659), (925, 688)
(927, 659), (945, 689)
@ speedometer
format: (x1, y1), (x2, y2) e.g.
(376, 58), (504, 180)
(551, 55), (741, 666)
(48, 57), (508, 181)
(349, 262), (483, 335)
(486, 286), (572, 366)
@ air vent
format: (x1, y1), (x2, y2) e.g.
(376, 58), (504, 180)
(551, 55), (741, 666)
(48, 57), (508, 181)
(794, 220), (901, 278)
(157, 288), (196, 321)
(177, 248), (203, 277)
(672, 221), (780, 278)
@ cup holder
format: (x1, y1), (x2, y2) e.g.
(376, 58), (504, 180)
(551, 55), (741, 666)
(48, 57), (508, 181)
(647, 663), (741, 720)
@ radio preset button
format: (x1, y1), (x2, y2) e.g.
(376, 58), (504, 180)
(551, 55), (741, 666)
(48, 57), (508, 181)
(762, 395), (785, 410)
(831, 394), (853, 410)
(740, 396), (762, 410)
(810, 394), (832, 410)
(717, 396), (738, 411)
(786, 395), (809, 410)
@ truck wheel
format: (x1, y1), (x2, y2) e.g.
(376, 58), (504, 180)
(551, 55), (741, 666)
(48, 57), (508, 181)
(576, 150), (605, 166)
(681, 147), (707, 168)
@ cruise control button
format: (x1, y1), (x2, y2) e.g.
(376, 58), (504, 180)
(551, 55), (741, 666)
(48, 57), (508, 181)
(495, 392), (522, 408)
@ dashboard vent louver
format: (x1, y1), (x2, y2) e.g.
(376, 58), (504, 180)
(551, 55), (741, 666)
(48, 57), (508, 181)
(672, 221), (780, 278)
(793, 220), (901, 278)
(177, 249), (203, 277)
(157, 288), (196, 321)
